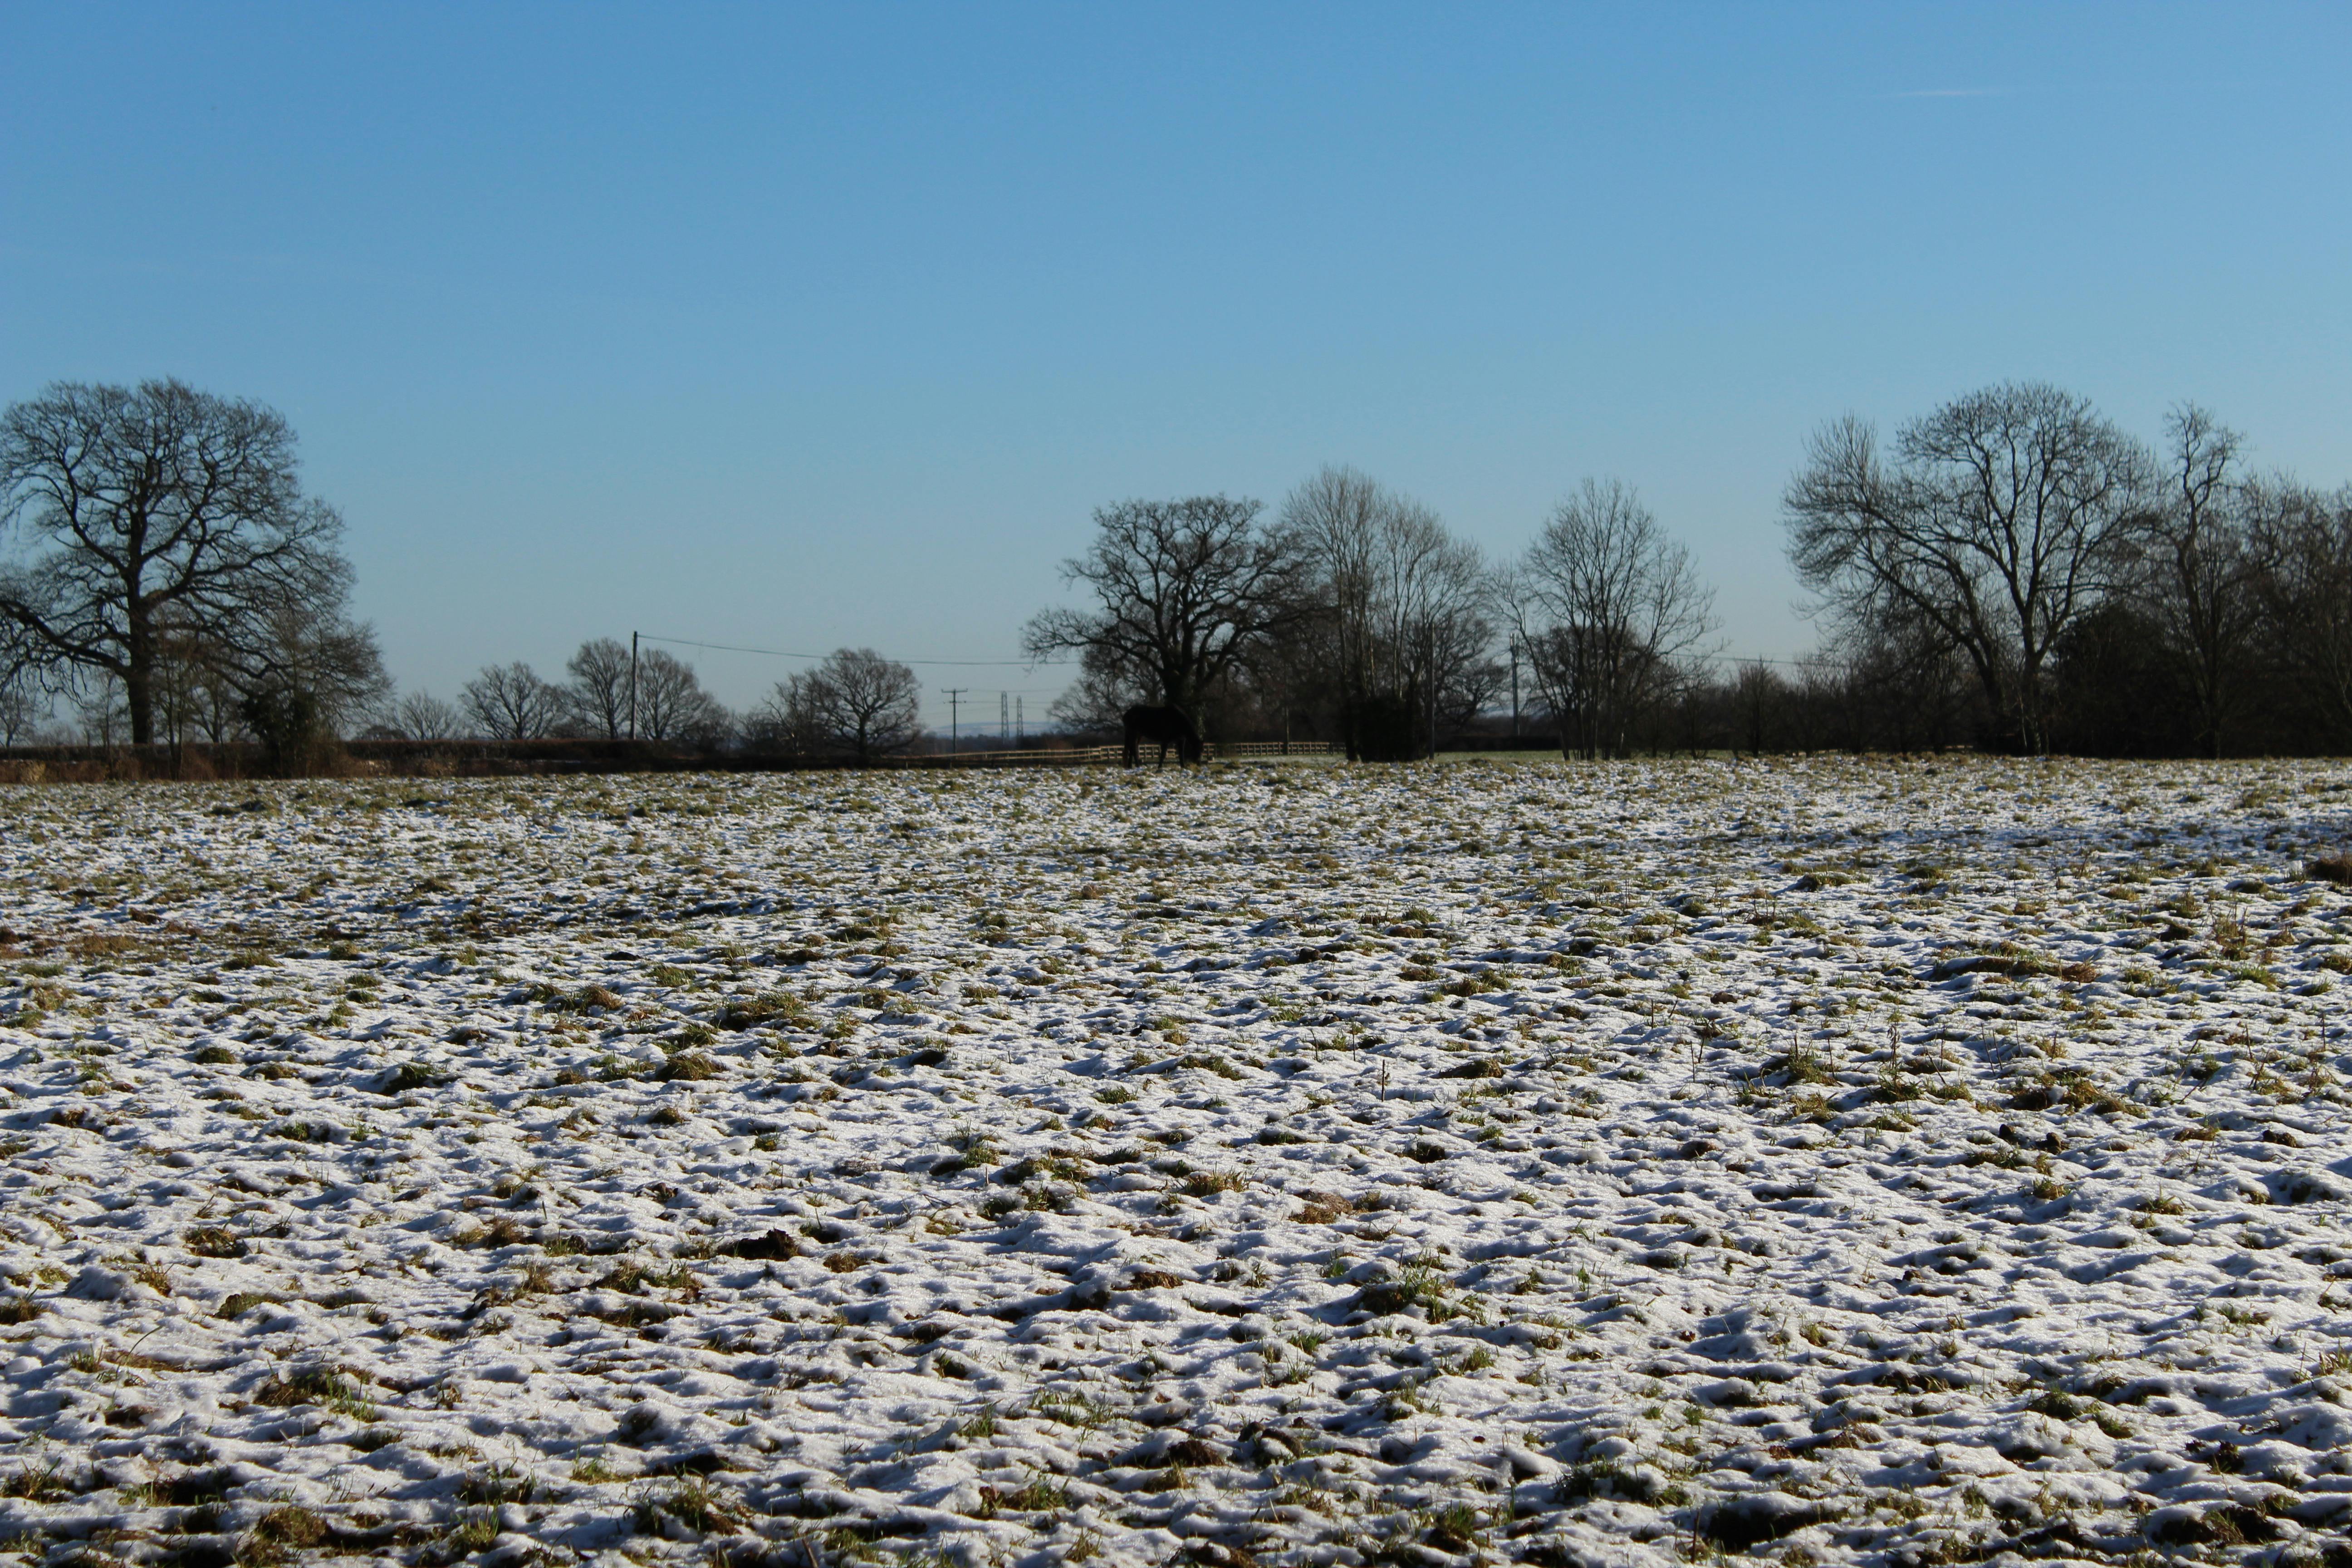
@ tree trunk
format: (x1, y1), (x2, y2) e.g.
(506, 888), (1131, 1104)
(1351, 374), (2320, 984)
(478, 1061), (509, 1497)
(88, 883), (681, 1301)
(123, 586), (156, 744)
(125, 663), (154, 745)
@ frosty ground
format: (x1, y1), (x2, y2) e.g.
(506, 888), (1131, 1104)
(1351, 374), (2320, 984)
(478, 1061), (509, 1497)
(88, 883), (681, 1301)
(3, 756), (2351, 1568)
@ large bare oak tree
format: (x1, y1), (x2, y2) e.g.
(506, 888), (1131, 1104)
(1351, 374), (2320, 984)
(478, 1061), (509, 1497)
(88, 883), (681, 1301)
(1785, 382), (2150, 754)
(1023, 496), (1303, 720)
(0, 379), (370, 744)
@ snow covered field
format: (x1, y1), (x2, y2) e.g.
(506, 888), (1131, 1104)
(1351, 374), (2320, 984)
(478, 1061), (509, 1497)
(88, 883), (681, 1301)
(4, 756), (2352, 1568)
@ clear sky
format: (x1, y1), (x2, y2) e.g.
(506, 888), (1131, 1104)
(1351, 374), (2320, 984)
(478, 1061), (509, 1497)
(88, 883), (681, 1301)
(4, 4), (2347, 728)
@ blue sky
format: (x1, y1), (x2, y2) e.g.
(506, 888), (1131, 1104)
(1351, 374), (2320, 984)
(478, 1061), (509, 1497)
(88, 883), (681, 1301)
(4, 4), (2347, 726)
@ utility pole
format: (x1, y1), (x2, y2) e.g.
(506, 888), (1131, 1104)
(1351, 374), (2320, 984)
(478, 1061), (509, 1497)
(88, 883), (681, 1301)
(942, 687), (968, 755)
(1000, 691), (1009, 744)
(628, 631), (639, 742)
(1015, 696), (1024, 745)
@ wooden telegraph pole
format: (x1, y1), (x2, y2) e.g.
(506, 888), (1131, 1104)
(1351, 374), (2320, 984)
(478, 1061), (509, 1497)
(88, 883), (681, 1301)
(942, 687), (967, 755)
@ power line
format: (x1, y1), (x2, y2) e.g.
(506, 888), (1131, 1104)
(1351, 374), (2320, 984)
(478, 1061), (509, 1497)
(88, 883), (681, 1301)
(1689, 652), (1845, 670)
(636, 633), (1060, 669)
(637, 628), (1839, 681)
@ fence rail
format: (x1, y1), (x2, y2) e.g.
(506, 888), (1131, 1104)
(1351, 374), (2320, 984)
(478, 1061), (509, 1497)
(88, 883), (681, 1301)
(908, 739), (1336, 769)
(0, 735), (1339, 782)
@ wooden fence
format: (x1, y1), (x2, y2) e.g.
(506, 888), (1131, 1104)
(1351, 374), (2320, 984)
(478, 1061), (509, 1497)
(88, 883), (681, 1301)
(0, 735), (1338, 781)
(905, 739), (1336, 769)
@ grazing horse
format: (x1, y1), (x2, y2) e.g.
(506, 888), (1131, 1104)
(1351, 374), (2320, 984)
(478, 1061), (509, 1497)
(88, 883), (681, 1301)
(1122, 705), (1202, 767)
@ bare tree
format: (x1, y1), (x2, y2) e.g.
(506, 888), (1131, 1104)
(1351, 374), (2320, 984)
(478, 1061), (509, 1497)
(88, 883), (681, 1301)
(632, 647), (729, 743)
(566, 637), (633, 739)
(461, 662), (566, 740)
(760, 647), (921, 762)
(1728, 660), (1787, 755)
(2126, 405), (2264, 757)
(128, 582), (382, 764)
(240, 557), (390, 746)
(76, 671), (128, 747)
(1283, 467), (1386, 742)
(0, 673), (35, 745)
(0, 379), (364, 744)
(2250, 481), (2352, 739)
(1283, 466), (1497, 760)
(1785, 383), (2151, 754)
(1045, 642), (1151, 735)
(1514, 478), (1717, 760)
(392, 690), (463, 741)
(0, 631), (41, 745)
(194, 666), (251, 745)
(1814, 604), (1973, 753)
(1023, 495), (1303, 720)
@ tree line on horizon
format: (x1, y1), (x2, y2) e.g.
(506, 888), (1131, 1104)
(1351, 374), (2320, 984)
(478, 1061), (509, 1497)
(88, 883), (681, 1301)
(394, 642), (927, 766)
(1029, 382), (2352, 760)
(0, 378), (940, 765)
(5, 377), (2349, 767)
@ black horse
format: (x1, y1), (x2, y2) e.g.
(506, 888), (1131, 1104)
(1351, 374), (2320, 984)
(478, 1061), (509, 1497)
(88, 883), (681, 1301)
(1122, 705), (1202, 767)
